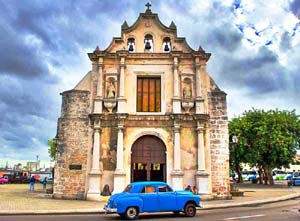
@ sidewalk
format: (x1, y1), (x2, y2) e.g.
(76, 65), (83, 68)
(0, 183), (299, 215)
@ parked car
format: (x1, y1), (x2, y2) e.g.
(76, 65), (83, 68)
(285, 172), (294, 180)
(0, 177), (9, 184)
(242, 171), (258, 181)
(104, 181), (200, 220)
(290, 176), (300, 186)
(272, 171), (287, 181)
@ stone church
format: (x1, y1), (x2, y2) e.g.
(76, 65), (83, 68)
(54, 4), (230, 201)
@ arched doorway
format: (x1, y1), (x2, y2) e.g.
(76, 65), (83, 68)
(131, 135), (166, 182)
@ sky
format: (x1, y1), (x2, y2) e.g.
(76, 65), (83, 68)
(0, 0), (299, 167)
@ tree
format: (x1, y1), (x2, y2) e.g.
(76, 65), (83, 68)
(229, 109), (300, 185)
(48, 138), (57, 161)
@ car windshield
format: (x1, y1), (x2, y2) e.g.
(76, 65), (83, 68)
(123, 184), (132, 193)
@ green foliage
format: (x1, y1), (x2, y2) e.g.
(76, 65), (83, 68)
(48, 138), (57, 161)
(229, 109), (300, 184)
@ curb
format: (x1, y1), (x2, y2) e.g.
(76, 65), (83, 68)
(201, 192), (300, 210)
(0, 193), (299, 216)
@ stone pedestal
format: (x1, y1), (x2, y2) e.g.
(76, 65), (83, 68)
(171, 171), (184, 190)
(104, 99), (116, 113)
(113, 170), (126, 194)
(195, 170), (209, 194)
(87, 171), (102, 201)
(181, 100), (194, 113)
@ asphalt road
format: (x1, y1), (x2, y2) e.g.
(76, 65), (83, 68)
(0, 199), (299, 221)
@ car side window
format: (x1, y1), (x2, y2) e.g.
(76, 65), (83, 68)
(158, 185), (173, 192)
(141, 185), (156, 193)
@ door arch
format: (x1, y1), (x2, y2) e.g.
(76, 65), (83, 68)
(131, 135), (166, 182)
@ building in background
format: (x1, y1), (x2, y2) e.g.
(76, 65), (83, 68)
(54, 4), (230, 200)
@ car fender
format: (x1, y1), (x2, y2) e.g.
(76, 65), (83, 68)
(116, 196), (143, 214)
(175, 194), (200, 209)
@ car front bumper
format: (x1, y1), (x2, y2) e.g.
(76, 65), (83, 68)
(104, 204), (117, 214)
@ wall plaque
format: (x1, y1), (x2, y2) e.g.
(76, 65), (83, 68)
(69, 164), (82, 170)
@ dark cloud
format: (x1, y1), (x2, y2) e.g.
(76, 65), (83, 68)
(0, 0), (299, 161)
(213, 46), (287, 94)
(0, 74), (59, 153)
(280, 32), (292, 51)
(290, 0), (300, 18)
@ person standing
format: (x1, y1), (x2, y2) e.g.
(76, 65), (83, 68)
(192, 186), (198, 194)
(29, 176), (35, 191)
(42, 177), (47, 189)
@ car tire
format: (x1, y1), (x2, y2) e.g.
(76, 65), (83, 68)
(184, 203), (196, 217)
(125, 206), (139, 220)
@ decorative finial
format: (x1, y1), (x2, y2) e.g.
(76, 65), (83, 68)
(94, 45), (100, 53)
(169, 21), (176, 29)
(121, 21), (129, 29)
(145, 2), (152, 13)
(198, 46), (204, 52)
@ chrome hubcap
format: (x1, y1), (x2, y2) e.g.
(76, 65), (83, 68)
(127, 208), (137, 218)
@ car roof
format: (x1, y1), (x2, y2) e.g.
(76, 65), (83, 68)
(131, 181), (167, 186)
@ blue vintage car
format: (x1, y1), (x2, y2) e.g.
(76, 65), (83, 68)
(104, 181), (200, 220)
(292, 178), (300, 185)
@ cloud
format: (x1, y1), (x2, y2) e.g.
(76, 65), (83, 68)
(290, 0), (300, 18)
(0, 0), (299, 163)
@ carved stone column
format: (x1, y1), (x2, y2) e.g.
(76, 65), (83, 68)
(87, 120), (102, 200)
(172, 56), (181, 113)
(117, 56), (126, 113)
(113, 116), (126, 193)
(171, 122), (183, 190)
(195, 122), (209, 194)
(94, 57), (103, 114)
(195, 57), (205, 114)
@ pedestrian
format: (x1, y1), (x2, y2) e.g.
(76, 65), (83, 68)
(192, 186), (198, 194)
(184, 185), (192, 192)
(29, 175), (35, 191)
(42, 177), (47, 189)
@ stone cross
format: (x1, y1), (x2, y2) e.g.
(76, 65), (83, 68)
(145, 2), (152, 12)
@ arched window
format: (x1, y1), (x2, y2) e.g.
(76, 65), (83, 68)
(144, 34), (153, 52)
(127, 38), (135, 52)
(162, 37), (171, 53)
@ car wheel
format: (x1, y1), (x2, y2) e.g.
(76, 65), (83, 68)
(125, 207), (139, 220)
(184, 203), (196, 217)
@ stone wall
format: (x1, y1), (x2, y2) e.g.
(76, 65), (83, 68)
(208, 91), (230, 199)
(54, 90), (91, 200)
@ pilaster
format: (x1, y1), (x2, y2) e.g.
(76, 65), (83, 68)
(87, 119), (102, 201)
(117, 56), (127, 113)
(171, 120), (183, 190)
(93, 57), (103, 114)
(113, 114), (127, 193)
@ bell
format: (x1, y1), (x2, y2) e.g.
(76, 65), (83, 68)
(145, 41), (151, 50)
(164, 43), (170, 52)
(128, 44), (134, 52)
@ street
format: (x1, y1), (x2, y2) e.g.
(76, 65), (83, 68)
(0, 199), (299, 221)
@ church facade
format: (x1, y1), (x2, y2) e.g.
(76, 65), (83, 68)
(53, 5), (230, 201)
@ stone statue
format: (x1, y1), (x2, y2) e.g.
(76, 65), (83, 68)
(183, 84), (192, 99)
(101, 184), (111, 196)
(106, 81), (116, 98)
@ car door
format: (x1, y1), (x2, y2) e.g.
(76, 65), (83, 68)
(158, 185), (178, 211)
(140, 185), (158, 212)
